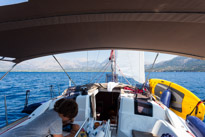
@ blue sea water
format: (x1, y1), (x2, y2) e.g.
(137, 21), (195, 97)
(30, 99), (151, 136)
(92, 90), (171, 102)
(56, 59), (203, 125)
(0, 72), (205, 128)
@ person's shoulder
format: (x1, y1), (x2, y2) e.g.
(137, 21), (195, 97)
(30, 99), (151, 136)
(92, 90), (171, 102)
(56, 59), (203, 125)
(42, 109), (61, 124)
(45, 108), (56, 114)
(44, 109), (59, 118)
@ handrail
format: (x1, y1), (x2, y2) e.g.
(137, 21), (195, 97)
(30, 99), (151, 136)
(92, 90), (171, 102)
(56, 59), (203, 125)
(104, 119), (111, 137)
(74, 117), (89, 137)
(74, 118), (111, 137)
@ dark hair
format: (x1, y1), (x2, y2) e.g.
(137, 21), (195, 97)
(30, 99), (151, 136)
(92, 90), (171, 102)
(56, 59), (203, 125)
(54, 98), (78, 119)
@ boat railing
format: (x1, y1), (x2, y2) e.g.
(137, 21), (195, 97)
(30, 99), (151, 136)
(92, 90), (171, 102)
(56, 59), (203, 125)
(104, 119), (111, 137)
(74, 117), (111, 137)
(74, 117), (89, 137)
(3, 95), (8, 126)
(0, 84), (61, 128)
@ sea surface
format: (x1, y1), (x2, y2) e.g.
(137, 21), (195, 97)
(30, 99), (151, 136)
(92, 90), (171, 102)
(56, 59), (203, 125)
(0, 72), (205, 128)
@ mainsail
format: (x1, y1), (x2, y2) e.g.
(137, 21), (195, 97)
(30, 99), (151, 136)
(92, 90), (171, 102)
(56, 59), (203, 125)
(116, 50), (145, 83)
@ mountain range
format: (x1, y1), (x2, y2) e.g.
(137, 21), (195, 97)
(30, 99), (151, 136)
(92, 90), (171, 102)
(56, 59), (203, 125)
(145, 56), (205, 72)
(0, 57), (110, 72)
(1, 56), (205, 72)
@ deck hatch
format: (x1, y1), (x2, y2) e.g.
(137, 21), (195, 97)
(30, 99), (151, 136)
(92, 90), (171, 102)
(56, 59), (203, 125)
(134, 99), (153, 117)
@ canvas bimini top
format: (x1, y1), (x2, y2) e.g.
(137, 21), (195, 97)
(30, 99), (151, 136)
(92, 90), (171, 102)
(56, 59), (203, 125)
(1, 0), (205, 63)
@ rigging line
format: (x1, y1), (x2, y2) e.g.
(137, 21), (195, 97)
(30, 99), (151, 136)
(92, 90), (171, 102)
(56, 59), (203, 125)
(91, 60), (110, 83)
(139, 52), (142, 84)
(90, 51), (101, 83)
(95, 61), (111, 83)
(144, 53), (159, 85)
(127, 53), (135, 85)
(0, 63), (17, 81)
(116, 64), (131, 85)
(52, 55), (76, 87)
(87, 51), (89, 82)
(90, 60), (110, 83)
(87, 51), (88, 72)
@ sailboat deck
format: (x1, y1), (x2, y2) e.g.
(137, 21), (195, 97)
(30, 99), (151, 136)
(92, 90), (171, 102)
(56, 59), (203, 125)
(132, 130), (157, 137)
(0, 116), (28, 135)
(110, 125), (117, 137)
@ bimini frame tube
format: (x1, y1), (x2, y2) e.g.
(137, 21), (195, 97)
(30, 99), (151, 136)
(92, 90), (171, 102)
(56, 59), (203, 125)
(144, 53), (159, 84)
(0, 63), (17, 81)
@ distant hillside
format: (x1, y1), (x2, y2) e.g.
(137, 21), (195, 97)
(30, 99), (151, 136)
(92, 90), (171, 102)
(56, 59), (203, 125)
(145, 56), (205, 72)
(3, 56), (205, 72)
(0, 57), (111, 72)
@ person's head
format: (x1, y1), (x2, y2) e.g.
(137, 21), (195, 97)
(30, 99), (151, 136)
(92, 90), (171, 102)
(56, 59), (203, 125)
(54, 98), (78, 122)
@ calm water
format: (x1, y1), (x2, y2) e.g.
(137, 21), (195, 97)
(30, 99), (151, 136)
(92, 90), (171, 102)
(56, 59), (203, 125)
(0, 72), (205, 128)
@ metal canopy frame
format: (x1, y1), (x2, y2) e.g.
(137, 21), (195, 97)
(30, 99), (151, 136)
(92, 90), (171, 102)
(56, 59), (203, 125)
(1, 0), (205, 63)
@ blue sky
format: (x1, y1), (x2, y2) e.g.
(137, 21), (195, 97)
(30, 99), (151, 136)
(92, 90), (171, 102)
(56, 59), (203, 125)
(0, 50), (177, 72)
(46, 50), (177, 64)
(22, 50), (177, 66)
(145, 51), (177, 64)
(0, 0), (28, 6)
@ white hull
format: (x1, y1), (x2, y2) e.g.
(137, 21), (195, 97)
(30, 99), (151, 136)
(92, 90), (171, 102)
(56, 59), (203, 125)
(0, 82), (195, 137)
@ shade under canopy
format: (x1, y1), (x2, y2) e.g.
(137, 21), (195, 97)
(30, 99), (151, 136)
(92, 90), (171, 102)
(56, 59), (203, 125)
(1, 0), (205, 63)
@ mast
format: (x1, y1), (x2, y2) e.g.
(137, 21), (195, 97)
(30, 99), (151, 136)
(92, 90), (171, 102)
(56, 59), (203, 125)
(109, 50), (117, 82)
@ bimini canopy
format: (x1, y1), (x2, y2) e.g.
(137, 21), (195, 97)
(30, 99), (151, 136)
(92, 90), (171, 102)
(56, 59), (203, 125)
(1, 0), (205, 63)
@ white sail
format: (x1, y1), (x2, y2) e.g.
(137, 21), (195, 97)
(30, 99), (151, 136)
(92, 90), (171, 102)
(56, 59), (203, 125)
(116, 50), (145, 83)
